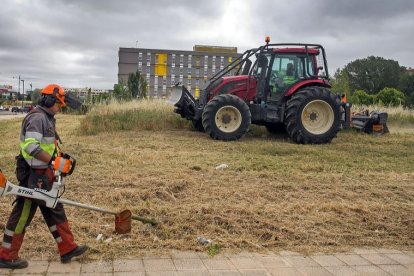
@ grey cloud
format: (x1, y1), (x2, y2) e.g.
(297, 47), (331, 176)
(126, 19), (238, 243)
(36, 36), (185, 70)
(1, 0), (413, 90)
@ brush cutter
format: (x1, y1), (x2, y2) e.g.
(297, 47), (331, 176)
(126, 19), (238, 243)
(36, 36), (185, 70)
(0, 170), (157, 234)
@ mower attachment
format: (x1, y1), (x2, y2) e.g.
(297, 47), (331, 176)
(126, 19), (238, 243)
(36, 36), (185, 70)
(351, 111), (389, 135)
(168, 85), (202, 121)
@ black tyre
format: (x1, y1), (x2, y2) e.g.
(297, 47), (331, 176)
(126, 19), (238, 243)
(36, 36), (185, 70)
(265, 123), (286, 134)
(202, 94), (251, 141)
(285, 86), (341, 144)
(191, 119), (205, 132)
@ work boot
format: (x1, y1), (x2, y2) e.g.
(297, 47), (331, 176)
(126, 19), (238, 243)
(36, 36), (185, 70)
(0, 258), (28, 269)
(60, 245), (88, 263)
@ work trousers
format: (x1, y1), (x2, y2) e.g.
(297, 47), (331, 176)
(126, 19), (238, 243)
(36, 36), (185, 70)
(0, 169), (78, 261)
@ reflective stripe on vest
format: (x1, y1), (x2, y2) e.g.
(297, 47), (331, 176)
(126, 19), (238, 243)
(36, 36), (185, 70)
(19, 108), (57, 168)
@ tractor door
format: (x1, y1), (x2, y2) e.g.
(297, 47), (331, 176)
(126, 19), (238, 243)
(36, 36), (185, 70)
(253, 54), (270, 103)
(268, 55), (303, 101)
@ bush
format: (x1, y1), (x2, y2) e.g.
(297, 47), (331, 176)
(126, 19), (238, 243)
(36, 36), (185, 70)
(376, 87), (405, 106)
(350, 90), (375, 105)
(78, 99), (191, 135)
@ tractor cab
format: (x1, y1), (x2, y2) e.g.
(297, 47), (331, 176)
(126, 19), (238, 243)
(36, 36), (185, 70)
(251, 46), (329, 104)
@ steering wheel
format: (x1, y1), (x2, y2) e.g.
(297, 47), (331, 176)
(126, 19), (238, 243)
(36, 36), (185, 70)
(271, 71), (282, 85)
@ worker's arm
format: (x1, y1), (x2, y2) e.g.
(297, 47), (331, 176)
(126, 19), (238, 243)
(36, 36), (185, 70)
(33, 150), (53, 164)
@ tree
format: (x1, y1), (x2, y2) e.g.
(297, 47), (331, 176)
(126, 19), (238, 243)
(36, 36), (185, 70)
(31, 89), (41, 105)
(350, 90), (375, 105)
(376, 87), (405, 106)
(331, 69), (351, 97)
(128, 71), (147, 99)
(398, 72), (414, 105)
(112, 79), (130, 100)
(341, 56), (403, 94)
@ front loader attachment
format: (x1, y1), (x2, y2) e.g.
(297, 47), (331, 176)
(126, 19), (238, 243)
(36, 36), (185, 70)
(168, 85), (202, 121)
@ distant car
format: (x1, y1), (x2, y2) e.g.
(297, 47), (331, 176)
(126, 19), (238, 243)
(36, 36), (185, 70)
(11, 107), (20, 112)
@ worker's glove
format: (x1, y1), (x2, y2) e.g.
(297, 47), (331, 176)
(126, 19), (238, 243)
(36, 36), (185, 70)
(53, 156), (72, 174)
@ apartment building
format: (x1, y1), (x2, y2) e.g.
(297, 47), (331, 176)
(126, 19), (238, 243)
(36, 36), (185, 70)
(118, 45), (240, 98)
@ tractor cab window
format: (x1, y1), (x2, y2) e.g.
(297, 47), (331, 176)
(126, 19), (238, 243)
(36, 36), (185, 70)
(269, 56), (301, 95)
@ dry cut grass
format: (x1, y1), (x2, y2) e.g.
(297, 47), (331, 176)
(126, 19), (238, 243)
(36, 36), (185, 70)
(0, 100), (413, 262)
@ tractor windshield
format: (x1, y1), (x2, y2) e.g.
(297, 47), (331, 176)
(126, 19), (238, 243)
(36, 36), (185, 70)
(268, 54), (316, 97)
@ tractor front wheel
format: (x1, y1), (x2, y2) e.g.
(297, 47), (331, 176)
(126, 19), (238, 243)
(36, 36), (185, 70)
(285, 87), (341, 144)
(202, 94), (251, 141)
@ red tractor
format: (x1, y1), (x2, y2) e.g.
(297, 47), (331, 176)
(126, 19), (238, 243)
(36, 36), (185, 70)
(170, 38), (344, 144)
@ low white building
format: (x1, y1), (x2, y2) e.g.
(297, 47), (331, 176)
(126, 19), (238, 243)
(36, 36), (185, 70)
(63, 87), (111, 99)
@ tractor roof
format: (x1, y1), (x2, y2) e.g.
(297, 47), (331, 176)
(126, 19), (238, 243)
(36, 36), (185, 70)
(272, 47), (320, 54)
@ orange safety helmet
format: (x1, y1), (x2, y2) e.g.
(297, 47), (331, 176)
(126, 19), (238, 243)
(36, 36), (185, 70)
(41, 84), (66, 107)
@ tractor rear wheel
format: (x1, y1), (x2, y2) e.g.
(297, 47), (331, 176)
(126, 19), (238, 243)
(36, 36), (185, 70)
(285, 87), (341, 144)
(202, 94), (251, 141)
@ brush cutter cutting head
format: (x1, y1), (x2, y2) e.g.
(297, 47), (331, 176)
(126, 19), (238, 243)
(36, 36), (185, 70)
(115, 209), (132, 234)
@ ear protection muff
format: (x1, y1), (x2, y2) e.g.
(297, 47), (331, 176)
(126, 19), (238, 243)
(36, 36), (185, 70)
(41, 87), (59, 108)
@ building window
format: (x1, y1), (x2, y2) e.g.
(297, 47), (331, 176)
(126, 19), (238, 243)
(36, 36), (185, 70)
(172, 54), (176, 67)
(147, 53), (151, 62)
(188, 68), (192, 75)
(180, 54), (184, 63)
(138, 53), (142, 61)
(146, 67), (150, 73)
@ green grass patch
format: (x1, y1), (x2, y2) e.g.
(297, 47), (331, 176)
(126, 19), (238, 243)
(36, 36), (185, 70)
(78, 99), (192, 135)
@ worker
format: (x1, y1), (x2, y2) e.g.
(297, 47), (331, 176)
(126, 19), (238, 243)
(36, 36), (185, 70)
(0, 84), (87, 269)
(283, 63), (296, 85)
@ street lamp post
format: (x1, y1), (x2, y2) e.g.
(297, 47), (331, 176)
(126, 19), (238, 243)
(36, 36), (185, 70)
(21, 79), (25, 109)
(12, 75), (21, 102)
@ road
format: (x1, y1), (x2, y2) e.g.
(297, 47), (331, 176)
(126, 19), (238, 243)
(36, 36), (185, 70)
(0, 111), (26, 120)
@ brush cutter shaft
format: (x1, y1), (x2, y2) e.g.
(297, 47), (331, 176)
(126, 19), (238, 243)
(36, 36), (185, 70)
(59, 198), (157, 225)
(58, 198), (118, 215)
(0, 172), (158, 226)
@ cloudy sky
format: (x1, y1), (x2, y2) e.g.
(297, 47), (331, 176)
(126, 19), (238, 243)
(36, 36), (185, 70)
(1, 0), (413, 91)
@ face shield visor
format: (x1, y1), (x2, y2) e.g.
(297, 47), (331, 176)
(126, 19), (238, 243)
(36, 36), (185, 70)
(64, 92), (83, 109)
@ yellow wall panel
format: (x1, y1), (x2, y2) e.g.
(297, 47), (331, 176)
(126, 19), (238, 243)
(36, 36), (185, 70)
(155, 53), (167, 76)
